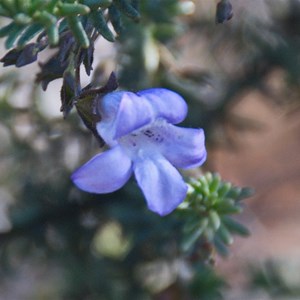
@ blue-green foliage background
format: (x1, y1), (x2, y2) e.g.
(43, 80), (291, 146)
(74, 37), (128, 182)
(1, 0), (300, 299)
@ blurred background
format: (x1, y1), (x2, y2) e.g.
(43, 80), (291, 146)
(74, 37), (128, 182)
(1, 0), (300, 299)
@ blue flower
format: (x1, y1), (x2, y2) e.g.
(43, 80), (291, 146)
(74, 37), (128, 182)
(71, 88), (207, 216)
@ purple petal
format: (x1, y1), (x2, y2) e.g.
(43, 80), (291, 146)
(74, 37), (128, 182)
(159, 125), (207, 169)
(97, 89), (188, 144)
(71, 146), (133, 193)
(137, 88), (188, 124)
(97, 91), (153, 144)
(134, 157), (188, 216)
(126, 121), (206, 169)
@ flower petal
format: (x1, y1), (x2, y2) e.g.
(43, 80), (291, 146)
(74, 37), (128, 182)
(158, 125), (207, 169)
(97, 91), (153, 144)
(137, 88), (188, 124)
(120, 120), (206, 169)
(97, 88), (188, 144)
(71, 146), (133, 193)
(134, 157), (188, 216)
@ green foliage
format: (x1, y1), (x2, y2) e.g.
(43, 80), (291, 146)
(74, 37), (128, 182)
(179, 173), (253, 257)
(250, 260), (300, 298)
(117, 0), (186, 90)
(0, 0), (140, 48)
(189, 263), (225, 300)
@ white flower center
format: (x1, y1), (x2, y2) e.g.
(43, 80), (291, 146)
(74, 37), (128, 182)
(118, 119), (167, 160)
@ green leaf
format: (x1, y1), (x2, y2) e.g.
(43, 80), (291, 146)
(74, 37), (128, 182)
(238, 187), (254, 200)
(0, 22), (15, 38)
(46, 23), (59, 45)
(17, 23), (43, 47)
(217, 199), (242, 214)
(113, 0), (140, 21)
(5, 24), (24, 48)
(222, 216), (250, 237)
(14, 13), (32, 25)
(208, 210), (221, 231)
(213, 236), (229, 257)
(82, 0), (112, 9)
(197, 180), (210, 197)
(89, 10), (115, 42)
(217, 182), (232, 198)
(57, 3), (90, 16)
(108, 4), (123, 35)
(67, 16), (90, 48)
(217, 224), (233, 245)
(0, 7), (8, 16)
(181, 218), (208, 252)
(183, 215), (202, 234)
(33, 11), (57, 27)
(28, 0), (49, 15)
(131, 0), (139, 10)
(209, 173), (221, 193)
(225, 187), (241, 199)
(0, 0), (16, 15)
(14, 0), (31, 13)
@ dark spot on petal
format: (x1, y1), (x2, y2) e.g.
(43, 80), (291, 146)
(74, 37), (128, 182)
(143, 129), (154, 137)
(155, 136), (164, 142)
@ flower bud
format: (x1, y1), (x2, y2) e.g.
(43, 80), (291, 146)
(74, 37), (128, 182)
(216, 0), (233, 24)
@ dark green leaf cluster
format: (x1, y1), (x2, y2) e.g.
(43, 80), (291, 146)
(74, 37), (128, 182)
(179, 172), (253, 257)
(0, 0), (140, 49)
(188, 264), (225, 300)
(0, 1), (142, 143)
(117, 0), (188, 90)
